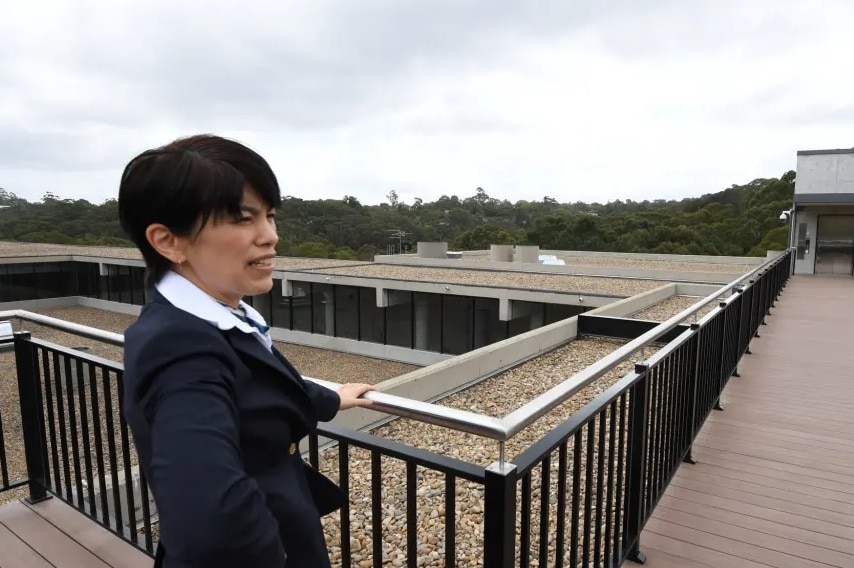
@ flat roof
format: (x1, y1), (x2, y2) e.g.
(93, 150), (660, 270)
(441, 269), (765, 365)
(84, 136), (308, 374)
(303, 264), (668, 296)
(0, 241), (370, 271)
(796, 148), (854, 156)
(0, 240), (758, 295)
(457, 251), (755, 274)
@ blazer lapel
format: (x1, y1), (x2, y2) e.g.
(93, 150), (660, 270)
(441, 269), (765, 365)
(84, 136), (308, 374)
(223, 330), (309, 395)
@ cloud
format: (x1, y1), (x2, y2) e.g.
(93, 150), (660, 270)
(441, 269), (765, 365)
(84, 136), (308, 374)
(1, 0), (853, 206)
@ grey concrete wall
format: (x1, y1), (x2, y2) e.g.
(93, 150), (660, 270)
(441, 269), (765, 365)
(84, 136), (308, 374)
(514, 245), (540, 263)
(417, 242), (448, 259)
(490, 244), (514, 262)
(675, 282), (729, 297)
(0, 297), (79, 311)
(78, 297), (143, 316)
(795, 151), (854, 196)
(267, 327), (451, 366)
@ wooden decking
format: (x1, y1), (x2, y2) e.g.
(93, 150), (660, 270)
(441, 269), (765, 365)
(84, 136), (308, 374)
(634, 275), (854, 568)
(0, 497), (150, 568)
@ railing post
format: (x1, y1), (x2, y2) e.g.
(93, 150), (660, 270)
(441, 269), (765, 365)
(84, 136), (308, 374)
(625, 364), (650, 564)
(483, 460), (518, 568)
(13, 332), (51, 504)
(683, 325), (700, 465)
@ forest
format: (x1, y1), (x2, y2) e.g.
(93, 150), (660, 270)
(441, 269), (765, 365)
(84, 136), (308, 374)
(0, 170), (795, 260)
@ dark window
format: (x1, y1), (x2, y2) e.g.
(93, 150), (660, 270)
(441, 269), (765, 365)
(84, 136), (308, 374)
(334, 286), (360, 340)
(442, 295), (474, 354)
(312, 283), (334, 336)
(4, 263), (34, 302)
(116, 266), (132, 304)
(249, 291), (273, 324)
(33, 263), (59, 299)
(75, 263), (96, 297)
(0, 264), (9, 302)
(130, 267), (146, 305)
(385, 290), (413, 348)
(291, 282), (312, 332)
(509, 301), (545, 337)
(473, 297), (505, 349)
(359, 287), (384, 343)
(413, 292), (442, 352)
(270, 279), (292, 329)
(544, 303), (583, 325)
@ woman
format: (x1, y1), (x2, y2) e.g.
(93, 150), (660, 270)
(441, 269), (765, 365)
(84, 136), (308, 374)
(117, 134), (374, 568)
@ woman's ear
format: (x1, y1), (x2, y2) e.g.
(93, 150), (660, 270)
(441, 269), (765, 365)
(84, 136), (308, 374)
(145, 224), (187, 264)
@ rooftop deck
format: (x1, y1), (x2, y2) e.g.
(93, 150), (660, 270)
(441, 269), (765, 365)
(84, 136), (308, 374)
(4, 258), (852, 567)
(635, 275), (854, 568)
(0, 497), (150, 567)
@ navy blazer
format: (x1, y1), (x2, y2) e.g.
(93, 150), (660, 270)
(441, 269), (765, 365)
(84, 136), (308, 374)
(122, 291), (342, 568)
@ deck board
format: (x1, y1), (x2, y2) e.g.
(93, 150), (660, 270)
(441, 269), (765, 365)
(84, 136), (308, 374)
(631, 275), (854, 568)
(0, 498), (151, 568)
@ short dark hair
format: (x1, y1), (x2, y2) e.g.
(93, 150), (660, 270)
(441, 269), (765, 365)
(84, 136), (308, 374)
(117, 134), (281, 286)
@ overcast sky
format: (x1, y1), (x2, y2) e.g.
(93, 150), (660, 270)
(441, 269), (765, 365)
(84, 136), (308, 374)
(1, 1), (853, 207)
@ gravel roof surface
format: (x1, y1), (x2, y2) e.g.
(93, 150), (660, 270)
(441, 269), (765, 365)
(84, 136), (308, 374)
(629, 295), (719, 322)
(315, 336), (647, 566)
(306, 265), (667, 296)
(0, 241), (368, 271)
(461, 251), (756, 274)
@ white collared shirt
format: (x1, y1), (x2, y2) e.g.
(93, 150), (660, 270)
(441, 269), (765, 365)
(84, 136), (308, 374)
(155, 270), (273, 351)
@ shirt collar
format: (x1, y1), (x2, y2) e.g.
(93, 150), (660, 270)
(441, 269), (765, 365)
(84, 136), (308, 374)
(155, 270), (272, 348)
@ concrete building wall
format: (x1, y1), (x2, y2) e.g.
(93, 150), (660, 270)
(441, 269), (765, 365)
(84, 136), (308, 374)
(795, 150), (854, 199)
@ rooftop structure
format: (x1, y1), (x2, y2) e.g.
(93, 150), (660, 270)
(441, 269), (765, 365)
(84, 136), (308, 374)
(790, 147), (854, 276)
(2, 236), (851, 567)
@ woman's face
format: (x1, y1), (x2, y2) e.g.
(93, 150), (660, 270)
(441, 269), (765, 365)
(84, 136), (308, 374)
(178, 186), (279, 307)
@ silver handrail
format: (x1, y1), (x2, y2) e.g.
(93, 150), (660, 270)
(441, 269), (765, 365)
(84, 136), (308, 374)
(499, 250), (785, 438)
(0, 249), (790, 442)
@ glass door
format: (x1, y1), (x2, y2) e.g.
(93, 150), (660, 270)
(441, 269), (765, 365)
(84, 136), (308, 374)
(814, 215), (854, 276)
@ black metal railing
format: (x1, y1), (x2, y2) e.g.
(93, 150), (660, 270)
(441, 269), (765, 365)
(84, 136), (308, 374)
(0, 250), (791, 566)
(478, 250), (791, 567)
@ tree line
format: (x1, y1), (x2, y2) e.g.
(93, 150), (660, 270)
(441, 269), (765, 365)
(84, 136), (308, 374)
(0, 170), (794, 260)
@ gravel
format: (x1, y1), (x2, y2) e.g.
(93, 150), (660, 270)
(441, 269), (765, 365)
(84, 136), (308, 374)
(315, 336), (643, 567)
(629, 295), (719, 323)
(461, 250), (756, 274)
(308, 265), (668, 297)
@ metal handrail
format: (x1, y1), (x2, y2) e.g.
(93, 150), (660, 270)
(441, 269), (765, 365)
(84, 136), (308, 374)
(0, 249), (790, 442)
(499, 250), (787, 438)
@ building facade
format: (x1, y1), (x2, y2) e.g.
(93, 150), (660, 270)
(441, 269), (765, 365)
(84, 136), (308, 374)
(792, 148), (854, 276)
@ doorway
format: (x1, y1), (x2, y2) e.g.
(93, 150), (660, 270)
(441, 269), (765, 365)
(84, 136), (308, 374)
(814, 215), (854, 276)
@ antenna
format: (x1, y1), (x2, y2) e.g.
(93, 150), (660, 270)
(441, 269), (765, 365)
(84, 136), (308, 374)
(387, 229), (413, 255)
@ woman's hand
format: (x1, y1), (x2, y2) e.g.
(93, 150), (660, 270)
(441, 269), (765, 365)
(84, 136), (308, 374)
(336, 383), (375, 410)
